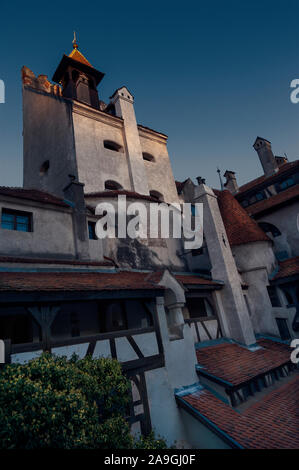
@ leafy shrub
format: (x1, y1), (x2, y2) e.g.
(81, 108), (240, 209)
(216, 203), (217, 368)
(0, 353), (166, 449)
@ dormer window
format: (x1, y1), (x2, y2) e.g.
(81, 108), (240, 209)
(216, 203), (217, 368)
(142, 152), (155, 162)
(103, 140), (123, 152)
(105, 180), (123, 191)
(276, 177), (295, 192)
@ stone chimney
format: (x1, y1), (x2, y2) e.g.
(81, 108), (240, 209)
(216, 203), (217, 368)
(196, 176), (206, 186)
(253, 137), (279, 177)
(224, 170), (238, 194)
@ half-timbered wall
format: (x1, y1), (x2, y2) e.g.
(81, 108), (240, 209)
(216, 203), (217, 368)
(182, 292), (223, 343)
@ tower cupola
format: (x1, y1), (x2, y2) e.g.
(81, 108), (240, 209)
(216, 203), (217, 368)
(52, 34), (104, 109)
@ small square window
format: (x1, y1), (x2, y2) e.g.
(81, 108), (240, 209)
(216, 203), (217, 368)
(1, 209), (32, 232)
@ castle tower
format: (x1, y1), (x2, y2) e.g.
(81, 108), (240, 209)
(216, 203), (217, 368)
(22, 36), (184, 200)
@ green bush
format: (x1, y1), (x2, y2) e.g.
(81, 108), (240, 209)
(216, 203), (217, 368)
(0, 353), (166, 449)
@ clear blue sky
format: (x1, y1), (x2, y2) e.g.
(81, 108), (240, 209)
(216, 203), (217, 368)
(1, 0), (299, 189)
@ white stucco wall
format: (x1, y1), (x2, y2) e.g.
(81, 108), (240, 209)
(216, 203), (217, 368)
(23, 87), (78, 197)
(139, 130), (179, 204)
(254, 202), (299, 258)
(72, 103), (131, 194)
(0, 199), (75, 258)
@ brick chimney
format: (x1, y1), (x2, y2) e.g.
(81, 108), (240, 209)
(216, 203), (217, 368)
(253, 137), (279, 177)
(224, 170), (238, 194)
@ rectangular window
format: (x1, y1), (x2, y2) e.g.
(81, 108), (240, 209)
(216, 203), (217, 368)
(276, 177), (295, 193)
(1, 208), (32, 232)
(88, 221), (97, 240)
(99, 299), (153, 333)
(256, 191), (266, 201)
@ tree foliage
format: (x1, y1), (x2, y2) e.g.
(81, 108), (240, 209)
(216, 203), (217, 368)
(0, 353), (166, 449)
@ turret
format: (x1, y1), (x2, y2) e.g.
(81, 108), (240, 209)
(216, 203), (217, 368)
(52, 33), (104, 109)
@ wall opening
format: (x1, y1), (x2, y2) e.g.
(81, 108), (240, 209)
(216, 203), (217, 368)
(104, 180), (123, 191)
(142, 152), (155, 162)
(149, 190), (164, 202)
(103, 140), (123, 152)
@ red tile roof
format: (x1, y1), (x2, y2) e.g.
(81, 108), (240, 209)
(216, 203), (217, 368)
(179, 373), (299, 449)
(236, 160), (299, 194)
(196, 339), (292, 386)
(175, 274), (223, 287)
(216, 190), (270, 246)
(0, 256), (113, 267)
(245, 184), (299, 216)
(0, 271), (165, 292)
(0, 187), (68, 208)
(85, 190), (157, 202)
(272, 256), (299, 280)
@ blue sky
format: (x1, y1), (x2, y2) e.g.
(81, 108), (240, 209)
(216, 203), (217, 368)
(0, 0), (299, 189)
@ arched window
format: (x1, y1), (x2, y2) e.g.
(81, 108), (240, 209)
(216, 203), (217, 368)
(103, 140), (123, 152)
(258, 222), (281, 238)
(105, 180), (123, 191)
(142, 152), (155, 162)
(149, 190), (164, 202)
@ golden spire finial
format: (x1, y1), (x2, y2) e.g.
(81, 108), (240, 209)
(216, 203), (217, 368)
(72, 31), (78, 49)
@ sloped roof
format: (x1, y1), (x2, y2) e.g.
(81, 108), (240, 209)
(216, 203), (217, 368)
(245, 184), (299, 216)
(0, 271), (165, 292)
(177, 373), (299, 449)
(0, 256), (113, 267)
(175, 274), (223, 287)
(68, 48), (93, 67)
(85, 190), (158, 202)
(215, 190), (270, 246)
(272, 256), (299, 280)
(236, 160), (299, 195)
(0, 187), (69, 208)
(196, 338), (292, 387)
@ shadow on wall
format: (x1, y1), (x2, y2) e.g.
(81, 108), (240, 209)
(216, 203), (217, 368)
(115, 238), (187, 271)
